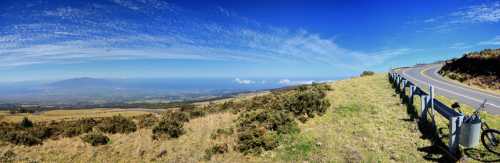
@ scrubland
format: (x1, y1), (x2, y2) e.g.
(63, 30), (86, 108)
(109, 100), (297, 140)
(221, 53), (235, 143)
(1, 74), (498, 162)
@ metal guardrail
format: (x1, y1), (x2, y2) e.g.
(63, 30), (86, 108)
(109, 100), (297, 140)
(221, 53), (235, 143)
(388, 72), (464, 155)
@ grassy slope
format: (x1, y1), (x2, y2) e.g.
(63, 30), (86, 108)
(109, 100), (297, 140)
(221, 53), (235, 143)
(4, 74), (497, 162)
(282, 74), (430, 162)
(1, 112), (245, 162)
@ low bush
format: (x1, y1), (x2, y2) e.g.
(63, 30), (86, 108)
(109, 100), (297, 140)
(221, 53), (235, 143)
(180, 104), (207, 118)
(204, 143), (229, 160)
(1, 131), (42, 146)
(136, 114), (158, 128)
(81, 132), (110, 146)
(360, 71), (375, 77)
(237, 126), (279, 154)
(19, 117), (33, 128)
(152, 110), (189, 139)
(152, 119), (185, 139)
(160, 110), (190, 123)
(96, 115), (137, 134)
(235, 84), (330, 154)
(62, 118), (98, 137)
(28, 126), (55, 140)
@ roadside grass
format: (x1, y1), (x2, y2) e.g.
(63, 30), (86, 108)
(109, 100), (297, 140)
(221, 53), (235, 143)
(399, 78), (500, 162)
(0, 109), (163, 123)
(433, 96), (499, 162)
(278, 74), (430, 162)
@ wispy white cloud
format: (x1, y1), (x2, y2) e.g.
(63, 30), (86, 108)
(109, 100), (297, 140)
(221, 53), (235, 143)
(478, 35), (500, 45)
(449, 42), (474, 49)
(423, 1), (500, 32)
(0, 0), (409, 70)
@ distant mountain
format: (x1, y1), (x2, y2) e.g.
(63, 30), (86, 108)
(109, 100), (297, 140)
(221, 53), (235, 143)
(0, 77), (341, 105)
(47, 77), (117, 89)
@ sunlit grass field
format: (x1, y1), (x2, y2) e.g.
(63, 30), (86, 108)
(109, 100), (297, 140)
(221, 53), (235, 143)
(0, 109), (165, 123)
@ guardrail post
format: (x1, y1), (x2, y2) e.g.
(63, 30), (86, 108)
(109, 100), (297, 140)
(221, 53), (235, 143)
(409, 85), (416, 105)
(429, 84), (435, 110)
(402, 79), (407, 95)
(420, 95), (428, 118)
(396, 76), (401, 92)
(448, 115), (464, 154)
(428, 84), (436, 124)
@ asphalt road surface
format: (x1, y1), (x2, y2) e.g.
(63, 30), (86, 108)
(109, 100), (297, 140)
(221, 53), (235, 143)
(398, 64), (500, 115)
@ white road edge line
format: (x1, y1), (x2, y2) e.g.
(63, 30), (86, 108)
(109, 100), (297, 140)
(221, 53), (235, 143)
(400, 68), (500, 108)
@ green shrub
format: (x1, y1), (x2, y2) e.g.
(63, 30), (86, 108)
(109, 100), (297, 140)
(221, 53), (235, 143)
(81, 132), (110, 146)
(360, 71), (375, 77)
(96, 115), (137, 134)
(160, 110), (190, 123)
(180, 104), (196, 112)
(28, 126), (56, 140)
(188, 108), (207, 118)
(1, 131), (42, 146)
(152, 110), (190, 139)
(136, 114), (158, 128)
(204, 143), (229, 160)
(238, 109), (298, 134)
(179, 104), (207, 118)
(237, 126), (278, 154)
(62, 118), (98, 137)
(234, 84), (330, 154)
(19, 117), (33, 128)
(152, 118), (185, 139)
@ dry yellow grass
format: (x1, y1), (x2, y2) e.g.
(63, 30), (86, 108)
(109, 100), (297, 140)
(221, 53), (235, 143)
(0, 112), (258, 163)
(0, 108), (164, 123)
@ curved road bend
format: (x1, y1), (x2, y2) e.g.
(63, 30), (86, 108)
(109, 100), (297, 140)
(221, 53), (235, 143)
(398, 64), (500, 115)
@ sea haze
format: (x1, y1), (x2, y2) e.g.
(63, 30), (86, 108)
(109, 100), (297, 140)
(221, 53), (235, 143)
(0, 77), (342, 105)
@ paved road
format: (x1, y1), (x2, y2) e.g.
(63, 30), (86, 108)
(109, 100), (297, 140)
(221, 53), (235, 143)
(398, 64), (500, 115)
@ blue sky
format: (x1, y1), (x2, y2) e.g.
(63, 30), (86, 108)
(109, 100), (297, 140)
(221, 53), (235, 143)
(0, 0), (499, 82)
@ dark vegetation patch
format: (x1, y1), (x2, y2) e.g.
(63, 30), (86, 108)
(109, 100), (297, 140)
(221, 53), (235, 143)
(180, 104), (207, 119)
(439, 48), (500, 89)
(81, 132), (110, 146)
(135, 114), (158, 129)
(96, 115), (137, 134)
(228, 83), (331, 154)
(152, 110), (189, 139)
(0, 115), (136, 146)
(360, 71), (375, 77)
(204, 143), (229, 160)
(210, 127), (233, 139)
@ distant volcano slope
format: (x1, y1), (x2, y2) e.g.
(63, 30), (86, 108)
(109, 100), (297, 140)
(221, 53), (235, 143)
(439, 48), (500, 90)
